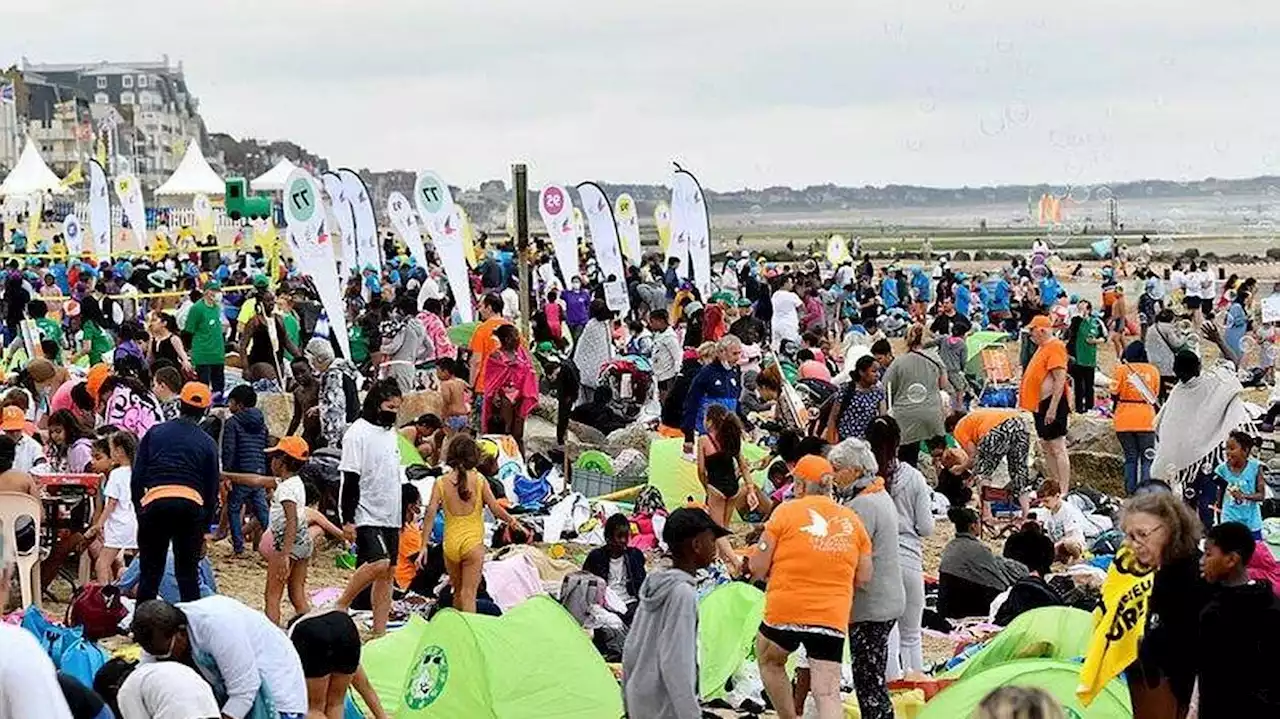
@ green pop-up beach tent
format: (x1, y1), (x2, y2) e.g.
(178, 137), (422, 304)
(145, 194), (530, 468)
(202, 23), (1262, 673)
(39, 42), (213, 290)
(920, 659), (1132, 719)
(942, 606), (1095, 680)
(357, 596), (623, 718)
(647, 437), (770, 510)
(698, 582), (766, 700)
(964, 330), (1011, 375)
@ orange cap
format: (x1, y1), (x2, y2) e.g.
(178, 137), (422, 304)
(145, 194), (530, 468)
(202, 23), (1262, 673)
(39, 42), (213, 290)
(1, 406), (25, 431)
(179, 382), (212, 409)
(1027, 315), (1054, 331)
(793, 454), (835, 484)
(86, 363), (111, 401)
(265, 436), (310, 462)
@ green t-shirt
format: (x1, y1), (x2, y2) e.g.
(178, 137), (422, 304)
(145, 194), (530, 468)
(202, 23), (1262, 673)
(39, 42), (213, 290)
(35, 317), (63, 360)
(82, 320), (112, 365)
(185, 300), (226, 366)
(1074, 316), (1105, 367)
(349, 325), (369, 364)
(281, 313), (301, 361)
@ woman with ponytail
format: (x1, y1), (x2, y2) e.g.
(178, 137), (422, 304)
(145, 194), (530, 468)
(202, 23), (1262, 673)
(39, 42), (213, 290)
(418, 434), (525, 613)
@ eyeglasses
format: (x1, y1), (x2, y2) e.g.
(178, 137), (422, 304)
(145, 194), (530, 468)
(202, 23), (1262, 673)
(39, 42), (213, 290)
(1125, 525), (1165, 544)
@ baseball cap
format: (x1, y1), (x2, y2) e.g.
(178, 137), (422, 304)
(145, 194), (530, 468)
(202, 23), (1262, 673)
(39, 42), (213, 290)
(684, 301), (704, 315)
(179, 382), (212, 409)
(793, 454), (835, 484)
(265, 436), (311, 462)
(252, 274), (270, 289)
(1027, 315), (1054, 331)
(663, 507), (731, 547)
(204, 279), (222, 291)
(0, 406), (25, 432)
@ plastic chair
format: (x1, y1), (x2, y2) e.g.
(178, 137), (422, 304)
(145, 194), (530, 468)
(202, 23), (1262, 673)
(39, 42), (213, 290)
(0, 491), (42, 608)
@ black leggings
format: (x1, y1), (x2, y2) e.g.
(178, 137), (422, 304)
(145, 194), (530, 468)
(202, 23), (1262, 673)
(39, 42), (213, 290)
(1068, 363), (1095, 414)
(197, 364), (226, 394)
(136, 498), (206, 602)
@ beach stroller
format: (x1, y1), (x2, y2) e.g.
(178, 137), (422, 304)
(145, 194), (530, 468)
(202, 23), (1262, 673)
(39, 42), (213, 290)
(601, 355), (654, 414)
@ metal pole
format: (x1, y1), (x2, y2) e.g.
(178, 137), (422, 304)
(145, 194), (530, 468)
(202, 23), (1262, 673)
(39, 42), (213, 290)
(512, 163), (531, 341)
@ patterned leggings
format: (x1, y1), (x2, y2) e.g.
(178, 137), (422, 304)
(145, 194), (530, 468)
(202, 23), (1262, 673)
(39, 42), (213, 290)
(850, 619), (897, 719)
(973, 418), (1032, 494)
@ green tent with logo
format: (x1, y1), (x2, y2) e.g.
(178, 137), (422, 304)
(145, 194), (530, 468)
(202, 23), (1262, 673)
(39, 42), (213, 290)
(920, 659), (1131, 719)
(942, 606), (1095, 680)
(398, 434), (426, 467)
(647, 437), (769, 510)
(357, 596), (623, 718)
(698, 582), (765, 699)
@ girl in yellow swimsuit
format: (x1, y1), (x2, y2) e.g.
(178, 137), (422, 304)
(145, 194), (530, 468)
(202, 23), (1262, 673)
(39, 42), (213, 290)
(419, 434), (524, 613)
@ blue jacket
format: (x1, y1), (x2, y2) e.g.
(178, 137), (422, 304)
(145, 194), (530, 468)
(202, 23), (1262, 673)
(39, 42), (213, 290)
(881, 277), (899, 309)
(681, 362), (741, 441)
(956, 286), (972, 317)
(222, 407), (269, 475)
(132, 417), (221, 523)
(912, 270), (932, 303)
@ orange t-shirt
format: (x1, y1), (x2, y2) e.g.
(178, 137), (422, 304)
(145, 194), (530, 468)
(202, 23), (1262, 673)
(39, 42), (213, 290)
(1018, 338), (1070, 412)
(469, 317), (511, 388)
(395, 523), (423, 590)
(762, 495), (871, 632)
(953, 409), (1021, 448)
(1112, 363), (1160, 433)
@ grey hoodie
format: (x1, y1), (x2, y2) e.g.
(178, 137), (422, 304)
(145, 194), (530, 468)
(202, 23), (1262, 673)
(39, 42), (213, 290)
(622, 568), (700, 719)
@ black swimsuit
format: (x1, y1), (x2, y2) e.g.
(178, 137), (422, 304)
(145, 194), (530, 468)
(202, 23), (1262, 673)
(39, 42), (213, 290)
(704, 437), (740, 498)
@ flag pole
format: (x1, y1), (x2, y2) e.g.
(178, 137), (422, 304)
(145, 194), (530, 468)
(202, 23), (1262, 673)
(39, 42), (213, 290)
(513, 163), (530, 341)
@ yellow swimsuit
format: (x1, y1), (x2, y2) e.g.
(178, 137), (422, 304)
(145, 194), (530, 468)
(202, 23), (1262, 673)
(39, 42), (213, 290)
(438, 471), (485, 562)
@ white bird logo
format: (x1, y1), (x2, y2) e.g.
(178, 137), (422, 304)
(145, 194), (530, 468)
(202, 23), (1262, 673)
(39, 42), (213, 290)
(800, 509), (829, 538)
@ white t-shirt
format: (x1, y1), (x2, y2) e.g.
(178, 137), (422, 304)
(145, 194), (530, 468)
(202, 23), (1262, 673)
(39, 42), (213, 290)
(103, 466), (138, 550)
(117, 662), (221, 719)
(0, 623), (74, 719)
(1046, 500), (1088, 548)
(172, 595), (308, 718)
(771, 290), (804, 344)
(607, 555), (632, 602)
(269, 475), (306, 528)
(339, 418), (402, 528)
(1193, 270), (1216, 300)
(13, 435), (47, 473)
(501, 287), (520, 320)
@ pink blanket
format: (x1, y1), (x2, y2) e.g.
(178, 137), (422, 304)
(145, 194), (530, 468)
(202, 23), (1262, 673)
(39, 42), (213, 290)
(481, 553), (545, 610)
(419, 312), (456, 361)
(480, 347), (538, 430)
(1248, 541), (1280, 598)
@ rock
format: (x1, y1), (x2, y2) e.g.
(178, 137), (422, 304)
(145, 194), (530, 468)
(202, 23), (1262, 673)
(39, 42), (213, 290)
(1067, 451), (1126, 498)
(606, 423), (658, 454)
(257, 390), (443, 439)
(1267, 248), (1280, 261)
(570, 421), (607, 445)
(1065, 415), (1122, 457)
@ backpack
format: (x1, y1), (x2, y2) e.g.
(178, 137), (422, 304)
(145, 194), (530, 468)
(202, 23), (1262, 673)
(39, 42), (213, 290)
(559, 571), (608, 627)
(20, 609), (107, 687)
(341, 372), (360, 423)
(67, 583), (128, 641)
(813, 381), (857, 436)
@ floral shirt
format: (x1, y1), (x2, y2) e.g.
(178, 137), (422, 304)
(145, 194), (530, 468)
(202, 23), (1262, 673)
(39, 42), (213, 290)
(837, 384), (885, 441)
(319, 359), (358, 450)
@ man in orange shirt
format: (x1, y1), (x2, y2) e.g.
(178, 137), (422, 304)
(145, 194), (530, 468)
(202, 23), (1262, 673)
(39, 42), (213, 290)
(748, 455), (873, 719)
(468, 293), (511, 413)
(1019, 315), (1072, 492)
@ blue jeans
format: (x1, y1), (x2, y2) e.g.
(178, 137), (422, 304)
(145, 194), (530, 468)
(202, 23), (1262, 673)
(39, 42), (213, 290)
(227, 484), (270, 553)
(1117, 431), (1156, 495)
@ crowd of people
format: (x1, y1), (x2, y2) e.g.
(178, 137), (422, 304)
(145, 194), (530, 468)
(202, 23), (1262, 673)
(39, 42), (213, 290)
(0, 220), (1277, 719)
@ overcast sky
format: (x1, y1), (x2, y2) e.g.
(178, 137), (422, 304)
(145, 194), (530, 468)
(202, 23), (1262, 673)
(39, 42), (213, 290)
(6, 1), (1280, 190)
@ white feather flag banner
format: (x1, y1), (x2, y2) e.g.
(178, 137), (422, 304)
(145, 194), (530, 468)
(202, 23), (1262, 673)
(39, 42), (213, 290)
(577, 182), (629, 313)
(539, 185), (579, 286)
(283, 168), (350, 360)
(671, 167), (712, 297)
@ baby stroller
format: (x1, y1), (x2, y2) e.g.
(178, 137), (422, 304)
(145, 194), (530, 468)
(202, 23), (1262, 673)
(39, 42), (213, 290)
(601, 355), (654, 415)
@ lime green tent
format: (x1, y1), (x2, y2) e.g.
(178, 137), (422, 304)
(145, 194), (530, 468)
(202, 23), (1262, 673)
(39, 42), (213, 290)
(647, 437), (769, 510)
(398, 434), (425, 467)
(965, 330), (1010, 375)
(698, 583), (765, 700)
(357, 597), (623, 718)
(942, 606), (1094, 680)
(920, 659), (1131, 719)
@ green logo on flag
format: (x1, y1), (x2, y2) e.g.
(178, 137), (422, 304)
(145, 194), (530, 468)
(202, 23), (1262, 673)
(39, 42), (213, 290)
(1064, 708), (1083, 719)
(406, 645), (448, 709)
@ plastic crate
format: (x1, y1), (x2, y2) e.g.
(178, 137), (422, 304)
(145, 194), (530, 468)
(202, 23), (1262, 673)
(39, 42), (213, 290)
(571, 467), (646, 498)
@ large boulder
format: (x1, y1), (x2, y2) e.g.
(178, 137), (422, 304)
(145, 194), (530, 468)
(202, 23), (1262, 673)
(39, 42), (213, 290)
(257, 389), (443, 439)
(1067, 451), (1126, 498)
(606, 423), (658, 454)
(1065, 415), (1123, 457)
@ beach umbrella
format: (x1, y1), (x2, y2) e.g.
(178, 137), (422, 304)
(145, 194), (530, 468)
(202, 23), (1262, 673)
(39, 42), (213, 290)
(965, 330), (1010, 375)
(446, 321), (480, 346)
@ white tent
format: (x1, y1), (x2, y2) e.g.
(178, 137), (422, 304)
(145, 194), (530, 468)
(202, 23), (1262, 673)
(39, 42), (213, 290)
(251, 157), (297, 192)
(154, 140), (224, 195)
(0, 138), (67, 196)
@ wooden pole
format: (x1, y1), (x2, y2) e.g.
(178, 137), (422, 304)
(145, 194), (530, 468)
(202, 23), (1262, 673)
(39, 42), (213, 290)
(512, 163), (531, 340)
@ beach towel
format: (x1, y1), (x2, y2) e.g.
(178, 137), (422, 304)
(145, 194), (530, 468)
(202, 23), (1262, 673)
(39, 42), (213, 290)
(481, 553), (545, 611)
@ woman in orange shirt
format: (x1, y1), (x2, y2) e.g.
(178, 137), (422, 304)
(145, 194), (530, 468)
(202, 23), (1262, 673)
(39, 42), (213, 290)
(1112, 342), (1161, 494)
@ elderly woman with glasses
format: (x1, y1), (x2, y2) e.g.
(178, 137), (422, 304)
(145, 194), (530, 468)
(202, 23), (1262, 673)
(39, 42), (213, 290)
(1120, 490), (1208, 719)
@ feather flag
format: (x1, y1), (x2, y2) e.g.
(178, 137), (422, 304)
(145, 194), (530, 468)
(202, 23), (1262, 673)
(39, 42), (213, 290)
(539, 185), (579, 286)
(671, 167), (712, 295)
(577, 182), (629, 312)
(614, 193), (642, 264)
(654, 201), (672, 254)
(88, 160), (111, 259)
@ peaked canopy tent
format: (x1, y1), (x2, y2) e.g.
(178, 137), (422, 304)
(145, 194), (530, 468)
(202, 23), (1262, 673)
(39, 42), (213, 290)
(250, 157), (297, 192)
(154, 140), (224, 196)
(0, 139), (68, 197)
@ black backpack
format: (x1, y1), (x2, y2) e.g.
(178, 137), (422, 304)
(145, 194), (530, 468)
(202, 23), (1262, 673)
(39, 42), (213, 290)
(812, 381), (857, 436)
(341, 372), (360, 423)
